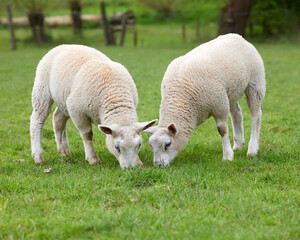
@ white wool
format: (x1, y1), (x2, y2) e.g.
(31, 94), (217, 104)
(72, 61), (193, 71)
(30, 44), (156, 168)
(147, 34), (266, 166)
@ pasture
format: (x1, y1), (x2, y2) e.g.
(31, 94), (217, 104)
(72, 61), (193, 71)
(0, 27), (299, 239)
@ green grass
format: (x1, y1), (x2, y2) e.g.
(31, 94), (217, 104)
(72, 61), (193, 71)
(0, 26), (299, 239)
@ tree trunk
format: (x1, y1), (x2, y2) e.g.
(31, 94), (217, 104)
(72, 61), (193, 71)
(219, 0), (253, 37)
(100, 1), (115, 46)
(70, 1), (82, 34)
(27, 11), (45, 43)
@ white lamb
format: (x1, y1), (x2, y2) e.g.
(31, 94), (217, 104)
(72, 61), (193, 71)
(145, 34), (266, 167)
(30, 44), (157, 169)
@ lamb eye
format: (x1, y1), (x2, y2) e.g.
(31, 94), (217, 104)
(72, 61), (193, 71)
(165, 142), (171, 151)
(138, 143), (142, 149)
(115, 145), (120, 153)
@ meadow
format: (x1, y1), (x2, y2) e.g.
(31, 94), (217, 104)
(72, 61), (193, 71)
(0, 24), (299, 239)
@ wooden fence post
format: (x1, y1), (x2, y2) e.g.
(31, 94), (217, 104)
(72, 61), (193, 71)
(109, 27), (116, 45)
(6, 3), (17, 50)
(133, 28), (137, 47)
(119, 14), (127, 46)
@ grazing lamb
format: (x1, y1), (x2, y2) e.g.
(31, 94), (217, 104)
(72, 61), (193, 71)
(30, 44), (157, 169)
(145, 34), (266, 167)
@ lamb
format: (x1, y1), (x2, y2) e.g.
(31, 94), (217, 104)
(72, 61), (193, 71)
(144, 34), (266, 167)
(30, 44), (157, 169)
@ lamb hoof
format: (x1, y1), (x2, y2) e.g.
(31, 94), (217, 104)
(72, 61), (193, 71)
(233, 143), (244, 151)
(59, 150), (66, 156)
(136, 156), (143, 167)
(88, 157), (100, 165)
(247, 149), (258, 156)
(247, 144), (258, 156)
(59, 148), (71, 156)
(222, 151), (234, 161)
(33, 154), (45, 165)
(65, 149), (71, 155)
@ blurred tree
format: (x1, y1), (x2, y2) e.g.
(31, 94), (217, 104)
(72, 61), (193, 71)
(135, 0), (226, 23)
(219, 0), (253, 37)
(139, 0), (177, 18)
(250, 0), (300, 36)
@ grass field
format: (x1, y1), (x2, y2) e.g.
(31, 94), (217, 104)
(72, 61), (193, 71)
(0, 25), (299, 239)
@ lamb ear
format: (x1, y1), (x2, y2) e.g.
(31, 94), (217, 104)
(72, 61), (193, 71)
(143, 126), (157, 135)
(167, 123), (177, 135)
(98, 125), (116, 135)
(138, 119), (158, 132)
